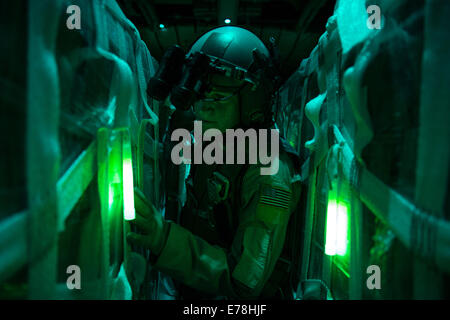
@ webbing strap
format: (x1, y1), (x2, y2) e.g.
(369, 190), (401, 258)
(415, 0), (450, 232)
(97, 128), (113, 298)
(57, 142), (97, 232)
(412, 0), (450, 298)
(26, 0), (63, 299)
(137, 119), (160, 206)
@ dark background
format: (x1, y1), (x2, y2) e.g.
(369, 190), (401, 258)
(117, 0), (336, 82)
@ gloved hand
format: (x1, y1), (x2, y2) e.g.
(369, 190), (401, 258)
(126, 188), (170, 256)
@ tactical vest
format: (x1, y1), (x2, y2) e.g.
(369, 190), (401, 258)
(176, 137), (302, 299)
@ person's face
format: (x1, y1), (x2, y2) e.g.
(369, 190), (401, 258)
(193, 89), (240, 133)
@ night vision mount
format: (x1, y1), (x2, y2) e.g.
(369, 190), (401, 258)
(147, 44), (280, 111)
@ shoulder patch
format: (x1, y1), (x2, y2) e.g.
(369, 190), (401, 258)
(259, 185), (291, 210)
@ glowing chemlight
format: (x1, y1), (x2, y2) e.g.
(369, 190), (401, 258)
(159, 24), (165, 29)
(325, 200), (348, 256)
(122, 159), (135, 220)
(224, 18), (231, 24)
(108, 173), (120, 210)
(122, 131), (135, 221)
(109, 184), (114, 209)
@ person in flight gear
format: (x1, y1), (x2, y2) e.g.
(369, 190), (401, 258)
(127, 26), (302, 299)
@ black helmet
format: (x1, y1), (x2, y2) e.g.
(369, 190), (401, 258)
(188, 26), (279, 128)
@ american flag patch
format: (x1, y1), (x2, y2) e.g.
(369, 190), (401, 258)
(259, 186), (291, 210)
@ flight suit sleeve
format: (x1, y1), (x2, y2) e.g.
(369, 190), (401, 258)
(152, 160), (295, 299)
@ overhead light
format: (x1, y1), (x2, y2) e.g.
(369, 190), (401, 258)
(159, 23), (165, 29)
(224, 18), (231, 24)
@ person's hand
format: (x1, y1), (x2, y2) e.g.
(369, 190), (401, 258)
(126, 188), (168, 256)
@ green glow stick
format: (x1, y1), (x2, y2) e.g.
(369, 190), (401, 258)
(122, 130), (136, 221)
(325, 199), (348, 256)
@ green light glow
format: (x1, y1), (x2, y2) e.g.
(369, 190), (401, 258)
(122, 131), (135, 221)
(109, 173), (120, 210)
(109, 184), (114, 209)
(325, 200), (348, 256)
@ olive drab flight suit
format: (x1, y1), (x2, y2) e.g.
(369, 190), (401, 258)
(152, 138), (302, 299)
